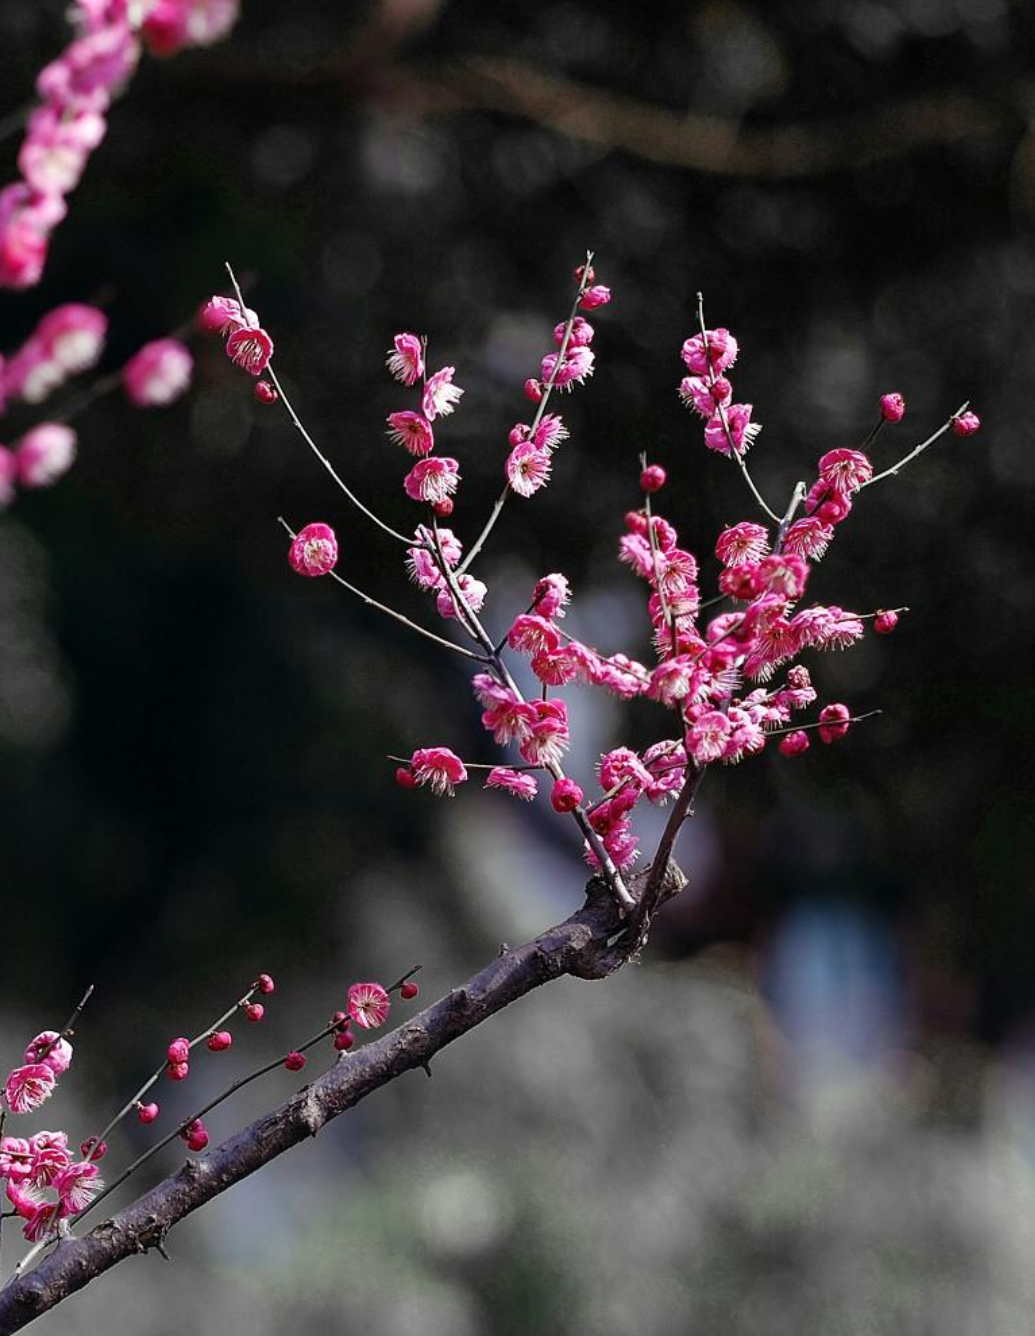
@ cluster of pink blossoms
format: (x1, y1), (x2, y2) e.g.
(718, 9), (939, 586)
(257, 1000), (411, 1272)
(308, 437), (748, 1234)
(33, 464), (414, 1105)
(199, 294), (275, 378)
(1, 0), (239, 290)
(385, 333), (464, 511)
(0, 300), (195, 507)
(678, 326), (760, 456)
(0, 1031), (104, 1241)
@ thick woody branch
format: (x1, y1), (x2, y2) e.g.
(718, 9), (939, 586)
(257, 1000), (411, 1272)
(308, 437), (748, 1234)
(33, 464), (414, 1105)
(0, 868), (685, 1335)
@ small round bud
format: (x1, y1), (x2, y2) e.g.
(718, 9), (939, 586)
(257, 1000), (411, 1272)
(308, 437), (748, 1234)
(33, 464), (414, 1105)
(186, 1126), (209, 1152)
(952, 410), (980, 437)
(80, 1137), (107, 1160)
(284, 1051), (306, 1072)
(873, 609), (899, 635)
(711, 375), (733, 404)
(432, 497), (454, 518)
(395, 767), (417, 789)
(256, 973), (275, 994)
(244, 1002), (264, 1023)
(523, 378), (543, 403)
(166, 1061), (189, 1081)
(778, 730), (810, 757)
(166, 1038), (190, 1065)
(578, 284), (611, 311)
(254, 379), (278, 404)
(399, 981), (420, 1001)
(639, 464), (666, 493)
(574, 263), (595, 286)
(818, 703), (852, 744)
(206, 1031), (233, 1052)
(880, 392), (905, 423)
(138, 1102), (160, 1124)
(329, 1010), (349, 1032)
(551, 778), (584, 813)
(333, 1029), (355, 1051)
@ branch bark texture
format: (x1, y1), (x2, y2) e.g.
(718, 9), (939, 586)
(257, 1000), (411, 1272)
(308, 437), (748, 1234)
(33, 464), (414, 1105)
(0, 864), (685, 1334)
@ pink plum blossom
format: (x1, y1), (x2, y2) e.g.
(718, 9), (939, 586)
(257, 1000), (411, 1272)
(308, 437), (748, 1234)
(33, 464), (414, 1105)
(485, 768), (538, 801)
(421, 367), (463, 421)
(54, 1161), (103, 1215)
(5, 1065), (56, 1115)
(15, 425), (77, 489)
(681, 327), (738, 376)
(410, 746), (468, 796)
(347, 982), (390, 1030)
(288, 522), (338, 578)
(386, 411), (434, 456)
(403, 457), (460, 505)
(385, 332), (424, 386)
(703, 404), (760, 457)
(24, 1032), (73, 1076)
(226, 325), (274, 376)
(123, 338), (193, 406)
(506, 442), (552, 497)
(817, 448), (873, 496)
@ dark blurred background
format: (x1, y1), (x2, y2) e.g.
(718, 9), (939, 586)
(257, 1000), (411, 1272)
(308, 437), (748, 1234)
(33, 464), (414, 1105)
(2, 2), (1035, 1333)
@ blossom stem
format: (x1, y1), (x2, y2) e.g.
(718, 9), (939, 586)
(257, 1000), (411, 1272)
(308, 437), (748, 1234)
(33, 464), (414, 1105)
(432, 520), (635, 912)
(277, 519), (487, 662)
(862, 404), (968, 488)
(223, 264), (413, 547)
(457, 250), (596, 577)
(770, 709), (882, 736)
(75, 967), (423, 1230)
(695, 292), (780, 523)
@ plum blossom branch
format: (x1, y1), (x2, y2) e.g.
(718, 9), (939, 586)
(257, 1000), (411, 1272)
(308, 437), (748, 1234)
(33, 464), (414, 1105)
(861, 403), (970, 487)
(277, 518), (487, 663)
(456, 251), (596, 577)
(223, 263), (414, 547)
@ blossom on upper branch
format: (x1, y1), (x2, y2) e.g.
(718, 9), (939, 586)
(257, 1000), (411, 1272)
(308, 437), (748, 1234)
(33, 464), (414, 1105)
(422, 367), (463, 421)
(288, 522), (338, 578)
(404, 457), (460, 505)
(409, 747), (468, 796)
(681, 328), (738, 376)
(703, 404), (760, 457)
(387, 411), (434, 457)
(385, 332), (424, 387)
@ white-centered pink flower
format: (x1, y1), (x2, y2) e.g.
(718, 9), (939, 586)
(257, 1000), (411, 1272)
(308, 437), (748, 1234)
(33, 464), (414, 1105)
(347, 981), (390, 1030)
(15, 425), (77, 489)
(716, 521), (770, 568)
(817, 448), (873, 496)
(226, 325), (273, 377)
(403, 457), (459, 505)
(385, 332), (424, 386)
(410, 746), (468, 796)
(386, 411), (434, 457)
(703, 403), (760, 457)
(288, 522), (338, 578)
(506, 442), (552, 497)
(687, 711), (732, 765)
(421, 367), (463, 421)
(36, 303), (107, 374)
(123, 338), (193, 406)
(54, 1161), (103, 1215)
(5, 1064), (56, 1114)
(485, 768), (538, 801)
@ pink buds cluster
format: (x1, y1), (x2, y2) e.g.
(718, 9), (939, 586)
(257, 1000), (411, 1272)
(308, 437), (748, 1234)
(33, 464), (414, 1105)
(678, 327), (759, 457)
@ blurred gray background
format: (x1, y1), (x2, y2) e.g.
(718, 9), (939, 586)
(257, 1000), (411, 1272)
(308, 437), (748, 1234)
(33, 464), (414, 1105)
(1, 1), (1034, 1332)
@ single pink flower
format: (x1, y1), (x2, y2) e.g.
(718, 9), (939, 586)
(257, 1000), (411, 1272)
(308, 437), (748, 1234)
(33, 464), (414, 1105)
(507, 614), (560, 656)
(540, 346), (594, 390)
(817, 448), (872, 496)
(435, 574), (487, 620)
(385, 332), (424, 386)
(578, 285), (611, 310)
(880, 392), (906, 423)
(485, 768), (538, 801)
(288, 522), (338, 578)
(532, 573), (571, 619)
(5, 1064), (56, 1115)
(348, 982), (390, 1030)
(23, 1031), (72, 1076)
(818, 703), (852, 744)
(781, 517), (834, 561)
(410, 746), (468, 796)
(554, 316), (594, 347)
(873, 609), (899, 634)
(952, 410), (980, 437)
(716, 521), (769, 567)
(703, 404), (760, 457)
(506, 442), (552, 497)
(403, 457), (459, 505)
(422, 367), (463, 421)
(386, 410), (434, 456)
(54, 1161), (103, 1215)
(36, 303), (107, 374)
(550, 778), (583, 812)
(681, 328), (738, 376)
(517, 699), (570, 767)
(679, 374), (732, 418)
(226, 325), (273, 376)
(198, 295), (256, 336)
(0, 1138), (33, 1182)
(15, 425), (77, 489)
(687, 711), (732, 765)
(123, 338), (193, 406)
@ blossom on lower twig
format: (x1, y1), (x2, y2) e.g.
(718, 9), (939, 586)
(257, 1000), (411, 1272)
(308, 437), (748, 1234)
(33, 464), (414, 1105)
(347, 982), (391, 1030)
(288, 523), (338, 578)
(485, 768), (538, 801)
(409, 746), (468, 796)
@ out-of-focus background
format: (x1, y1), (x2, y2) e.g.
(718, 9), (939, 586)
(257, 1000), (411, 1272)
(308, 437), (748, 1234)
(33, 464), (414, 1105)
(2, 1), (1035, 1332)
